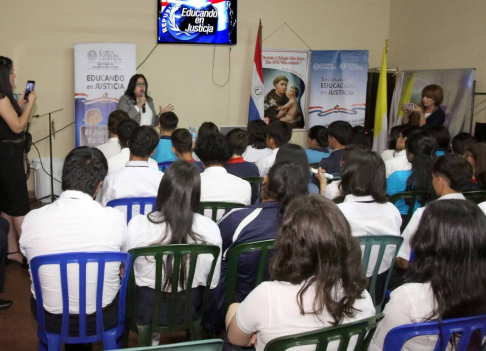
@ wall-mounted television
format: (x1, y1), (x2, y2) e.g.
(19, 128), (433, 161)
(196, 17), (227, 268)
(158, 1), (237, 45)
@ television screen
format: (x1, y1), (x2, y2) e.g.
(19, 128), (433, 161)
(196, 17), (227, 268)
(158, 1), (237, 45)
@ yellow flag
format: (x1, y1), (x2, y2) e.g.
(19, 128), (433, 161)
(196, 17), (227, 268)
(372, 40), (388, 153)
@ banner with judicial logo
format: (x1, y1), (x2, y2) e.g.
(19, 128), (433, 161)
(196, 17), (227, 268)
(74, 43), (136, 147)
(309, 50), (369, 128)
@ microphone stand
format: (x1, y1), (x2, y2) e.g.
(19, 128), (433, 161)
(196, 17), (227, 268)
(32, 108), (63, 203)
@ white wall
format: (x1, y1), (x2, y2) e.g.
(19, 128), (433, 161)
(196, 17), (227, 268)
(1, 0), (390, 191)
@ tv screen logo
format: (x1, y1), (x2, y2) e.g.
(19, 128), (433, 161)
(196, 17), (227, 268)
(158, 0), (237, 45)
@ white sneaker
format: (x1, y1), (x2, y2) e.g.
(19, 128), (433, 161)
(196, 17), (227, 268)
(152, 332), (160, 346)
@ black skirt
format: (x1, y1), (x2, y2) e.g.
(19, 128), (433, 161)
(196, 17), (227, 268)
(0, 141), (30, 216)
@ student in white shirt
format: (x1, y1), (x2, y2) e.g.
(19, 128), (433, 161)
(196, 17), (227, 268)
(335, 148), (401, 303)
(20, 147), (127, 338)
(225, 196), (375, 351)
(100, 126), (163, 209)
(127, 160), (222, 343)
(96, 109), (130, 160)
(370, 200), (486, 351)
(384, 126), (420, 178)
(107, 119), (158, 174)
(395, 153), (473, 270)
(242, 119), (272, 163)
(255, 121), (292, 177)
(380, 125), (404, 162)
(195, 133), (251, 206)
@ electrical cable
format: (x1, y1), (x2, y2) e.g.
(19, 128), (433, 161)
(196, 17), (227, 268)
(137, 44), (159, 70)
(33, 121), (75, 144)
(212, 46), (232, 87)
(32, 142), (62, 184)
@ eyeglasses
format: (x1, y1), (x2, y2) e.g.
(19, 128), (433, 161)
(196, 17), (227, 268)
(136, 83), (147, 87)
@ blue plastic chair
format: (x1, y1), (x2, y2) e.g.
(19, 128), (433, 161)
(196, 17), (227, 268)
(30, 252), (132, 351)
(107, 197), (157, 224)
(383, 314), (486, 351)
(158, 161), (174, 172)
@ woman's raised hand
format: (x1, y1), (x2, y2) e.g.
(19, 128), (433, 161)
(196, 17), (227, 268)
(159, 103), (174, 114)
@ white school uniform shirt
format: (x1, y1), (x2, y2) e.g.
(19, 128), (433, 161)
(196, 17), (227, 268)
(478, 201), (486, 214)
(255, 148), (279, 177)
(398, 193), (466, 261)
(380, 149), (396, 162)
(19, 190), (127, 314)
(323, 180), (341, 200)
(370, 283), (437, 351)
(200, 166), (251, 206)
(337, 195), (402, 276)
(100, 160), (163, 207)
(127, 212), (222, 290)
(242, 145), (273, 163)
(96, 138), (121, 160)
(107, 148), (159, 174)
(385, 150), (411, 178)
(236, 281), (376, 351)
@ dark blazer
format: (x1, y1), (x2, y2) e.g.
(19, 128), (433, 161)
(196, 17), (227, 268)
(423, 106), (446, 129)
(117, 94), (158, 127)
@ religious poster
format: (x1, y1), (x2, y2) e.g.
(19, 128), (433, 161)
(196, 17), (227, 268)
(309, 50), (369, 128)
(74, 43), (136, 147)
(262, 49), (310, 130)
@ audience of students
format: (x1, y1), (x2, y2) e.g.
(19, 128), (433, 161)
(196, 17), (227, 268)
(224, 128), (259, 178)
(384, 125), (420, 178)
(96, 110), (130, 160)
(20, 147), (127, 337)
(256, 121), (292, 177)
(205, 162), (308, 336)
(107, 119), (158, 174)
(242, 120), (272, 163)
(195, 133), (251, 205)
(318, 120), (353, 174)
(396, 153), (472, 270)
(151, 111), (178, 163)
(463, 142), (486, 190)
(171, 128), (204, 172)
(305, 125), (330, 164)
(225, 196), (375, 351)
(371, 199), (486, 351)
(100, 126), (163, 208)
(380, 125), (405, 162)
(126, 160), (222, 344)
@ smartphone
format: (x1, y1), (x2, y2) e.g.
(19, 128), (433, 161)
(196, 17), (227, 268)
(404, 103), (415, 111)
(24, 80), (35, 100)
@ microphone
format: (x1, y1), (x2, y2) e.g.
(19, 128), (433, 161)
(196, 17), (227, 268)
(141, 93), (146, 113)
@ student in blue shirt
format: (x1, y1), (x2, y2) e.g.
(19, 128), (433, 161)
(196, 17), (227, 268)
(428, 125), (450, 156)
(305, 125), (330, 164)
(171, 128), (204, 173)
(151, 112), (178, 163)
(387, 131), (437, 214)
(204, 162), (308, 336)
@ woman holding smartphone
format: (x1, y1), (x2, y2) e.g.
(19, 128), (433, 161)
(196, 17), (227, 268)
(402, 84), (445, 129)
(0, 56), (37, 265)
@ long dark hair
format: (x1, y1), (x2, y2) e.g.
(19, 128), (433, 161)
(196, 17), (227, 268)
(406, 131), (436, 200)
(275, 143), (311, 183)
(148, 160), (204, 290)
(261, 162), (309, 214)
(247, 119), (268, 149)
(464, 143), (486, 188)
(124, 74), (152, 101)
(339, 148), (386, 203)
(408, 200), (486, 349)
(0, 56), (21, 116)
(270, 196), (367, 326)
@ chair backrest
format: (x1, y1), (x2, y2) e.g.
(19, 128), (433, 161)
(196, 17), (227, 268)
(463, 190), (486, 205)
(389, 190), (426, 231)
(383, 314), (486, 351)
(242, 176), (264, 204)
(158, 161), (174, 172)
(113, 339), (223, 351)
(330, 172), (341, 181)
(264, 313), (384, 351)
(30, 252), (132, 346)
(126, 244), (220, 341)
(198, 202), (246, 222)
(309, 162), (320, 169)
(107, 197), (157, 224)
(358, 235), (403, 312)
(224, 239), (275, 312)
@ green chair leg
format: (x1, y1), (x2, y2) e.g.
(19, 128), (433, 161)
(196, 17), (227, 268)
(137, 325), (152, 347)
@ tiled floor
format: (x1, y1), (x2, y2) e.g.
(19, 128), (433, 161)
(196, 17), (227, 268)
(0, 262), (189, 350)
